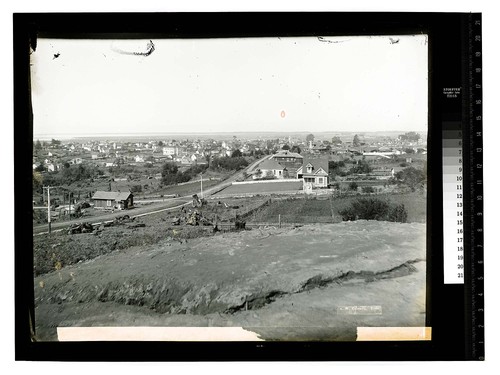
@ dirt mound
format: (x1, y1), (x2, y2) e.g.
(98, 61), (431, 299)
(35, 221), (426, 319)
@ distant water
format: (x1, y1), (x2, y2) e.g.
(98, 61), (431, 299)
(33, 130), (427, 142)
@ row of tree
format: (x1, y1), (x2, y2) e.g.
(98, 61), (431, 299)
(161, 163), (209, 185)
(33, 164), (105, 191)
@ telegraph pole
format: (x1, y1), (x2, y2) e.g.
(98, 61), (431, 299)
(200, 173), (203, 199)
(43, 186), (52, 234)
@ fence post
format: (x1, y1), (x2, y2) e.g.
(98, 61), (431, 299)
(279, 214), (281, 228)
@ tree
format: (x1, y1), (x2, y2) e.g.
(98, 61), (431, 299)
(158, 140), (164, 147)
(290, 145), (301, 154)
(394, 166), (426, 191)
(51, 138), (61, 146)
(33, 171), (43, 192)
(353, 134), (361, 147)
(332, 136), (342, 145)
(350, 159), (372, 174)
(231, 149), (242, 158)
(306, 134), (315, 144)
(282, 144), (290, 150)
(210, 156), (248, 171)
(34, 140), (42, 151)
(161, 162), (179, 185)
(328, 160), (346, 176)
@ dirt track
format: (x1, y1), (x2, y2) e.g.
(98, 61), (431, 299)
(34, 221), (426, 341)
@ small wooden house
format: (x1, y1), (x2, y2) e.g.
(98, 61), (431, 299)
(92, 191), (134, 210)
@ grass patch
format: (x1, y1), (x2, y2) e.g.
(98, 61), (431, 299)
(247, 192), (426, 224)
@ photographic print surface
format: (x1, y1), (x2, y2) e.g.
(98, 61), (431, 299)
(31, 35), (428, 341)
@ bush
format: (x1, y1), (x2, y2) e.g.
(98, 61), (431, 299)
(362, 186), (375, 194)
(210, 156), (248, 171)
(339, 198), (408, 223)
(130, 184), (142, 193)
(349, 181), (358, 191)
(388, 204), (408, 223)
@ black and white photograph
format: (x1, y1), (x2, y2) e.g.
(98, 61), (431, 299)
(29, 33), (429, 342)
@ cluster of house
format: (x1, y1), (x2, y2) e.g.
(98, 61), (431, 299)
(253, 149), (400, 189)
(33, 133), (426, 174)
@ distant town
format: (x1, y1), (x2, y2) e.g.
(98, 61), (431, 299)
(32, 131), (426, 222)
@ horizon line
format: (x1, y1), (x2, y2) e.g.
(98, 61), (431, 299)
(34, 129), (428, 137)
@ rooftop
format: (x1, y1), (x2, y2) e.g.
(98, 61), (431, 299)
(92, 191), (133, 201)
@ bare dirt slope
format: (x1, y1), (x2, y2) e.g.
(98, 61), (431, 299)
(34, 221), (426, 341)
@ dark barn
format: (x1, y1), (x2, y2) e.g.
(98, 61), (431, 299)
(92, 191), (134, 210)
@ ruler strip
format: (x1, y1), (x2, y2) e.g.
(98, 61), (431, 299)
(468, 12), (484, 361)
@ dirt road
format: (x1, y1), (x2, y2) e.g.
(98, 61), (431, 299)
(34, 220), (426, 341)
(33, 155), (270, 235)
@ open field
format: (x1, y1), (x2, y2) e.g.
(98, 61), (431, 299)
(34, 220), (426, 341)
(214, 180), (303, 196)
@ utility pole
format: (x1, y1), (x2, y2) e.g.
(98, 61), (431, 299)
(200, 173), (203, 199)
(43, 186), (52, 234)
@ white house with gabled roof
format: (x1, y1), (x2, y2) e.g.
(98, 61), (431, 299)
(296, 157), (329, 188)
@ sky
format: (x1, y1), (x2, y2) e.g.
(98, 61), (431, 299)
(31, 35), (428, 137)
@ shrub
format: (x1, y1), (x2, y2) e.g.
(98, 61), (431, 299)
(130, 184), (142, 193)
(362, 186), (375, 194)
(209, 156), (248, 171)
(338, 198), (408, 223)
(349, 181), (358, 191)
(388, 204), (408, 223)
